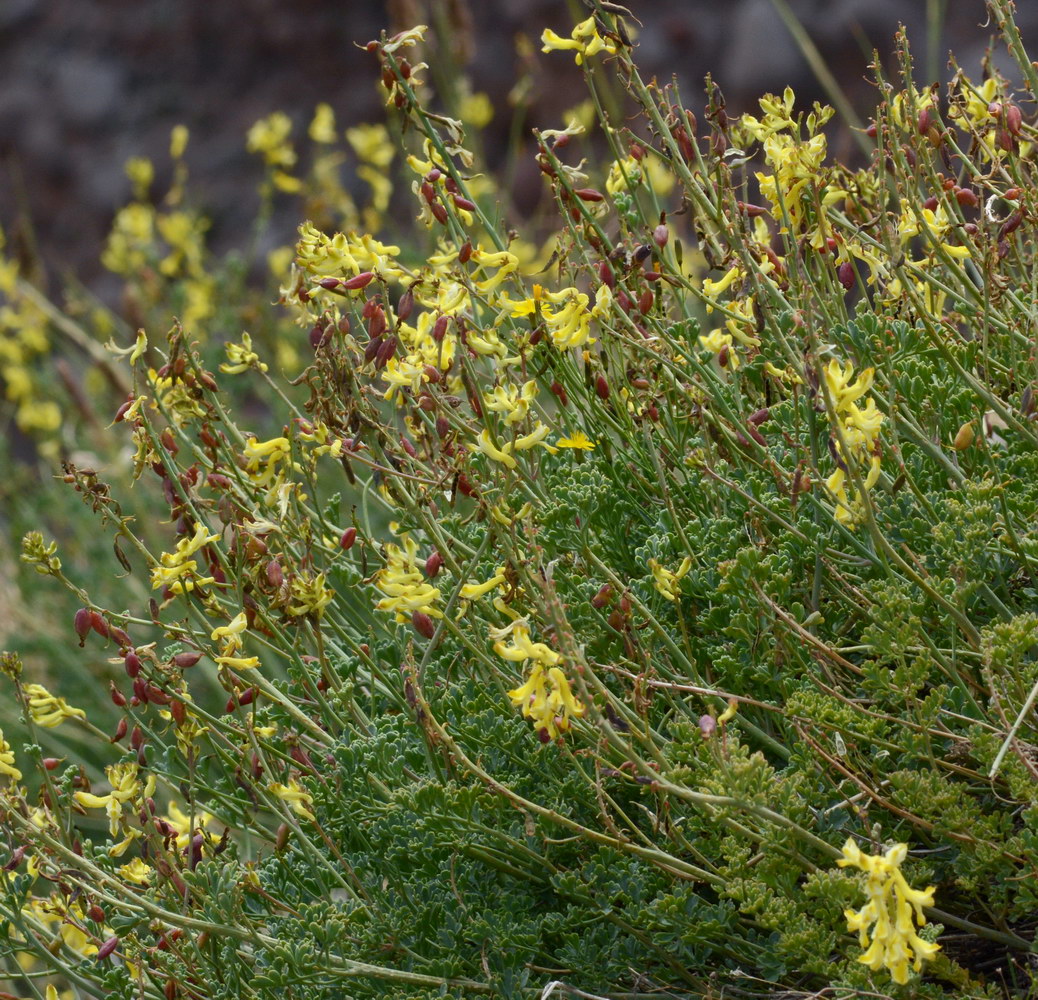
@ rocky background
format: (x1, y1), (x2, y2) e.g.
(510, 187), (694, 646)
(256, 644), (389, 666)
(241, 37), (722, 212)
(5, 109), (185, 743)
(0, 0), (1024, 296)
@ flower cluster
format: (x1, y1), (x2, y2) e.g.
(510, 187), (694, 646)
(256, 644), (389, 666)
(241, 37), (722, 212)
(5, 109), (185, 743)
(837, 839), (940, 984)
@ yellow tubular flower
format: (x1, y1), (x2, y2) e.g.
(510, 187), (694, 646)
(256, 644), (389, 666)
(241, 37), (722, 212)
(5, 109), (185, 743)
(0, 728), (21, 781)
(74, 762), (155, 837)
(270, 779), (315, 822)
(648, 556), (692, 601)
(24, 684), (86, 728)
(541, 16), (617, 65)
(837, 839), (940, 984)
(461, 567), (507, 600)
(375, 536), (442, 622)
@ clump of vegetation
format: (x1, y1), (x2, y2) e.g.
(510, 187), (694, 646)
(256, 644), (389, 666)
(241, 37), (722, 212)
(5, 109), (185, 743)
(2, 2), (1038, 997)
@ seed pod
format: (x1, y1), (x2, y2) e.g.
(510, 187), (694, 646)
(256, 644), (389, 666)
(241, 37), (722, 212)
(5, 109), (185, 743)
(74, 608), (92, 644)
(111, 717), (128, 743)
(653, 223), (669, 248)
(955, 186), (979, 207)
(375, 335), (398, 369)
(43, 757), (61, 770)
(396, 287), (415, 322)
(343, 271), (375, 290)
(574, 187), (605, 202)
(124, 650), (142, 678)
(96, 936), (120, 961)
(4, 846), (27, 870)
(340, 527), (357, 550)
(638, 289), (654, 314)
(1007, 104), (1023, 136)
(90, 612), (110, 639)
(596, 375), (610, 400)
(432, 315), (450, 342)
(953, 421), (975, 450)
(430, 200), (448, 224)
(88, 904), (105, 923)
(266, 560), (284, 588)
(699, 714), (717, 738)
(837, 261), (856, 290)
(436, 415), (450, 438)
(113, 397), (134, 423)
(591, 583), (613, 609)
(412, 611), (436, 639)
(276, 823), (290, 851)
(425, 551), (443, 578)
(999, 208), (1024, 239)
(748, 407), (771, 426)
(110, 682), (127, 708)
(310, 324), (331, 351)
(452, 195), (476, 212)
(171, 699), (186, 726)
(917, 105), (932, 135)
(458, 240), (472, 263)
(173, 651), (202, 669)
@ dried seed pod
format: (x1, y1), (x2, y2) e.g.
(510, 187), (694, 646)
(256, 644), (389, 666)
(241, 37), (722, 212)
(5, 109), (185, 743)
(953, 421), (975, 450)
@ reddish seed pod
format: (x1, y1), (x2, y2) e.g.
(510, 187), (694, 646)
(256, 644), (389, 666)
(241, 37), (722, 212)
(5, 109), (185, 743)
(452, 195), (476, 212)
(917, 106), (932, 135)
(550, 380), (569, 407)
(436, 415), (450, 438)
(88, 904), (105, 923)
(591, 583), (613, 609)
(165, 978), (178, 1000)
(837, 261), (856, 290)
(598, 260), (615, 288)
(375, 335), (398, 369)
(458, 240), (472, 263)
(1000, 208), (1024, 238)
(266, 560), (284, 588)
(224, 696), (236, 714)
(1007, 104), (1023, 136)
(596, 375), (610, 400)
(364, 335), (383, 364)
(131, 725), (144, 751)
(310, 325), (331, 351)
(400, 435), (417, 458)
(574, 187), (605, 202)
(171, 699), (186, 726)
(96, 936), (120, 961)
(368, 306), (387, 340)
(638, 289), (654, 314)
(922, 195), (939, 211)
(866, 122), (877, 138)
(745, 423), (767, 446)
(74, 608), (92, 643)
(418, 393), (436, 411)
(422, 364), (441, 384)
(4, 846), (27, 870)
(425, 551), (444, 578)
(748, 407), (771, 426)
(113, 396), (134, 423)
(955, 186), (979, 207)
(456, 474), (477, 498)
(124, 650), (142, 677)
(42, 757), (62, 770)
(173, 651), (202, 669)
(653, 224), (669, 248)
(425, 168), (442, 183)
(110, 682), (127, 707)
(317, 277), (341, 290)
(238, 688), (255, 707)
(147, 684), (171, 705)
(412, 611), (436, 640)
(421, 181), (436, 204)
(111, 717), (128, 744)
(396, 287), (414, 322)
(90, 611), (110, 639)
(629, 141), (646, 160)
(343, 271), (375, 290)
(432, 315), (450, 342)
(340, 527), (357, 551)
(616, 290), (632, 314)
(430, 201), (448, 225)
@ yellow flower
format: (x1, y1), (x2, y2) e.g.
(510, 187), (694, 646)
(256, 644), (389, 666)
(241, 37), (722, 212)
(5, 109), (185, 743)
(270, 779), (315, 822)
(211, 611), (248, 655)
(648, 556), (692, 601)
(220, 332), (267, 374)
(541, 17), (617, 65)
(151, 521), (221, 593)
(556, 432), (596, 450)
(461, 567), (508, 600)
(837, 838), (940, 985)
(375, 535), (442, 623)
(0, 728), (21, 782)
(507, 662), (586, 739)
(74, 762), (155, 837)
(287, 572), (333, 618)
(24, 683), (86, 728)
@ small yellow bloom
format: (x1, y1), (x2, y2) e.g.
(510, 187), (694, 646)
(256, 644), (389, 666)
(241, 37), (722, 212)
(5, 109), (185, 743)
(270, 779), (315, 822)
(0, 728), (22, 781)
(24, 683), (86, 728)
(541, 17), (617, 65)
(556, 432), (596, 450)
(648, 556), (692, 601)
(837, 838), (940, 985)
